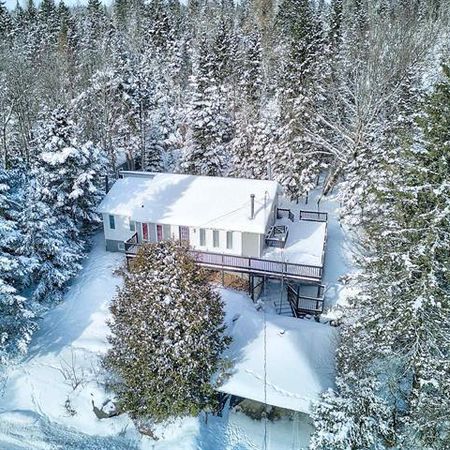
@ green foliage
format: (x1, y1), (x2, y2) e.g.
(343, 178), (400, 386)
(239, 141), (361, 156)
(104, 240), (230, 422)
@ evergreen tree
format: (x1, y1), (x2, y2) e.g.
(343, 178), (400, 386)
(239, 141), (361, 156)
(0, 169), (36, 362)
(105, 240), (230, 421)
(310, 64), (450, 450)
(180, 33), (232, 176)
(18, 107), (105, 303)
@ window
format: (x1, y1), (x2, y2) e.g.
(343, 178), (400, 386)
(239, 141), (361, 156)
(213, 230), (219, 248)
(118, 242), (125, 251)
(200, 228), (206, 246)
(156, 224), (163, 241)
(226, 231), (233, 249)
(163, 224), (171, 239)
(109, 215), (115, 229)
(129, 220), (136, 232)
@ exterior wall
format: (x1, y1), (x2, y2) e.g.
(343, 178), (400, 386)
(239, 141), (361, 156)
(106, 239), (126, 252)
(103, 213), (261, 258)
(189, 228), (243, 255)
(242, 232), (262, 258)
(102, 213), (135, 244)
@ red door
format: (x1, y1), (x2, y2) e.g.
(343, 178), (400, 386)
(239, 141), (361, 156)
(156, 224), (163, 241)
(179, 226), (189, 243)
(142, 223), (148, 241)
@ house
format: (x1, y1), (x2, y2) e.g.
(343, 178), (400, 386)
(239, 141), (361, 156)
(97, 171), (281, 258)
(98, 170), (329, 317)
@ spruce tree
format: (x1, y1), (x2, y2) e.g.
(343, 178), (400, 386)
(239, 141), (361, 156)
(105, 241), (230, 421)
(310, 64), (450, 450)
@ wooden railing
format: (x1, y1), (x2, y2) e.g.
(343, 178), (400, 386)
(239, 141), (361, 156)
(126, 243), (323, 282)
(299, 210), (328, 222)
(187, 250), (323, 282)
(277, 207), (295, 222)
(125, 232), (138, 253)
(287, 284), (325, 316)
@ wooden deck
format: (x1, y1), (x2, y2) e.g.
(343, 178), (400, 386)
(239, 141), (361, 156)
(125, 241), (323, 283)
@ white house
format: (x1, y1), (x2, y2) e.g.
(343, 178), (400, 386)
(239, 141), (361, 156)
(97, 171), (281, 258)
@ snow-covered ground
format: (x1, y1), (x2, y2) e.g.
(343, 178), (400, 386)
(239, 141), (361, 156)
(0, 186), (354, 449)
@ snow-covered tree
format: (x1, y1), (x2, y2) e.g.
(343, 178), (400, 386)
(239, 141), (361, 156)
(180, 32), (233, 176)
(18, 107), (105, 303)
(105, 240), (230, 421)
(311, 63), (450, 450)
(0, 168), (36, 362)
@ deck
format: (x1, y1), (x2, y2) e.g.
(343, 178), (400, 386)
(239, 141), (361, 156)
(125, 209), (327, 285)
(126, 244), (323, 283)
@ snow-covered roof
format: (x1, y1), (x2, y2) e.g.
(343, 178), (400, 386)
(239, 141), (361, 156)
(98, 172), (280, 234)
(219, 289), (337, 414)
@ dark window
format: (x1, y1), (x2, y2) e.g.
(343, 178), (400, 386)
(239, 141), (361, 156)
(200, 229), (206, 246)
(226, 231), (233, 249)
(129, 220), (135, 232)
(109, 215), (115, 229)
(213, 230), (219, 248)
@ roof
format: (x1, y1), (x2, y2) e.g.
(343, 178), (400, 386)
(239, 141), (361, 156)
(98, 172), (280, 234)
(218, 289), (337, 414)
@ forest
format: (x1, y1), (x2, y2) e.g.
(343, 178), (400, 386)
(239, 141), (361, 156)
(0, 0), (449, 447)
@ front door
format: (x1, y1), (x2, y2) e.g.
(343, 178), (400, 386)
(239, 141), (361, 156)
(156, 224), (163, 242)
(142, 223), (149, 241)
(179, 226), (190, 243)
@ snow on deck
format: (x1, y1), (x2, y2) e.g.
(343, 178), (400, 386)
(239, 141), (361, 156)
(98, 172), (280, 235)
(219, 289), (337, 414)
(263, 218), (327, 267)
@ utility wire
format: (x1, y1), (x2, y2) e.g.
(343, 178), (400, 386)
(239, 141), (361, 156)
(263, 304), (268, 450)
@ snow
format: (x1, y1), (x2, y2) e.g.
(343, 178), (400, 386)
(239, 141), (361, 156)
(263, 219), (326, 267)
(218, 289), (337, 414)
(0, 233), (317, 449)
(0, 182), (354, 449)
(97, 172), (280, 234)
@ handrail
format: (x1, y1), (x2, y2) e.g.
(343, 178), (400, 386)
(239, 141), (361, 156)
(125, 243), (323, 281)
(299, 210), (328, 222)
(277, 207), (294, 222)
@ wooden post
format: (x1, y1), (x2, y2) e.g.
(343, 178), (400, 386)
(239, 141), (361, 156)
(221, 253), (225, 286)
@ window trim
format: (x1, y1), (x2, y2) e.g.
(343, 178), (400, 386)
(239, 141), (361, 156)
(109, 214), (115, 230)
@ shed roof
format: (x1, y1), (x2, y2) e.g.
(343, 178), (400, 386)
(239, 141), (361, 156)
(218, 289), (337, 414)
(98, 172), (280, 234)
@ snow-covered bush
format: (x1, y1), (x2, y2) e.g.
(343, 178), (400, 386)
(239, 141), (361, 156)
(105, 240), (230, 422)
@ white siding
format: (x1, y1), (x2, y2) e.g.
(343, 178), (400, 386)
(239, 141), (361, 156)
(102, 213), (135, 242)
(189, 228), (243, 255)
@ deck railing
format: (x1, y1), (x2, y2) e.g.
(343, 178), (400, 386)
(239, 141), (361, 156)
(125, 232), (138, 253)
(277, 208), (295, 222)
(287, 284), (325, 316)
(125, 242), (323, 282)
(299, 210), (328, 222)
(188, 250), (323, 282)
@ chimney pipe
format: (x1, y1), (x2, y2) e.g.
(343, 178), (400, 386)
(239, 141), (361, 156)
(250, 194), (255, 219)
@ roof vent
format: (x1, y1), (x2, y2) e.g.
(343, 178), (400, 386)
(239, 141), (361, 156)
(250, 194), (255, 220)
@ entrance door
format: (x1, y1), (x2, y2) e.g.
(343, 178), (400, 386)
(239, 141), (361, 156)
(142, 223), (149, 241)
(156, 224), (163, 241)
(179, 226), (190, 243)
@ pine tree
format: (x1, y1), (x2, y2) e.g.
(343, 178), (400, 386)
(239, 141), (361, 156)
(0, 169), (37, 362)
(180, 33), (232, 176)
(104, 241), (230, 422)
(311, 64), (450, 450)
(18, 107), (105, 303)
